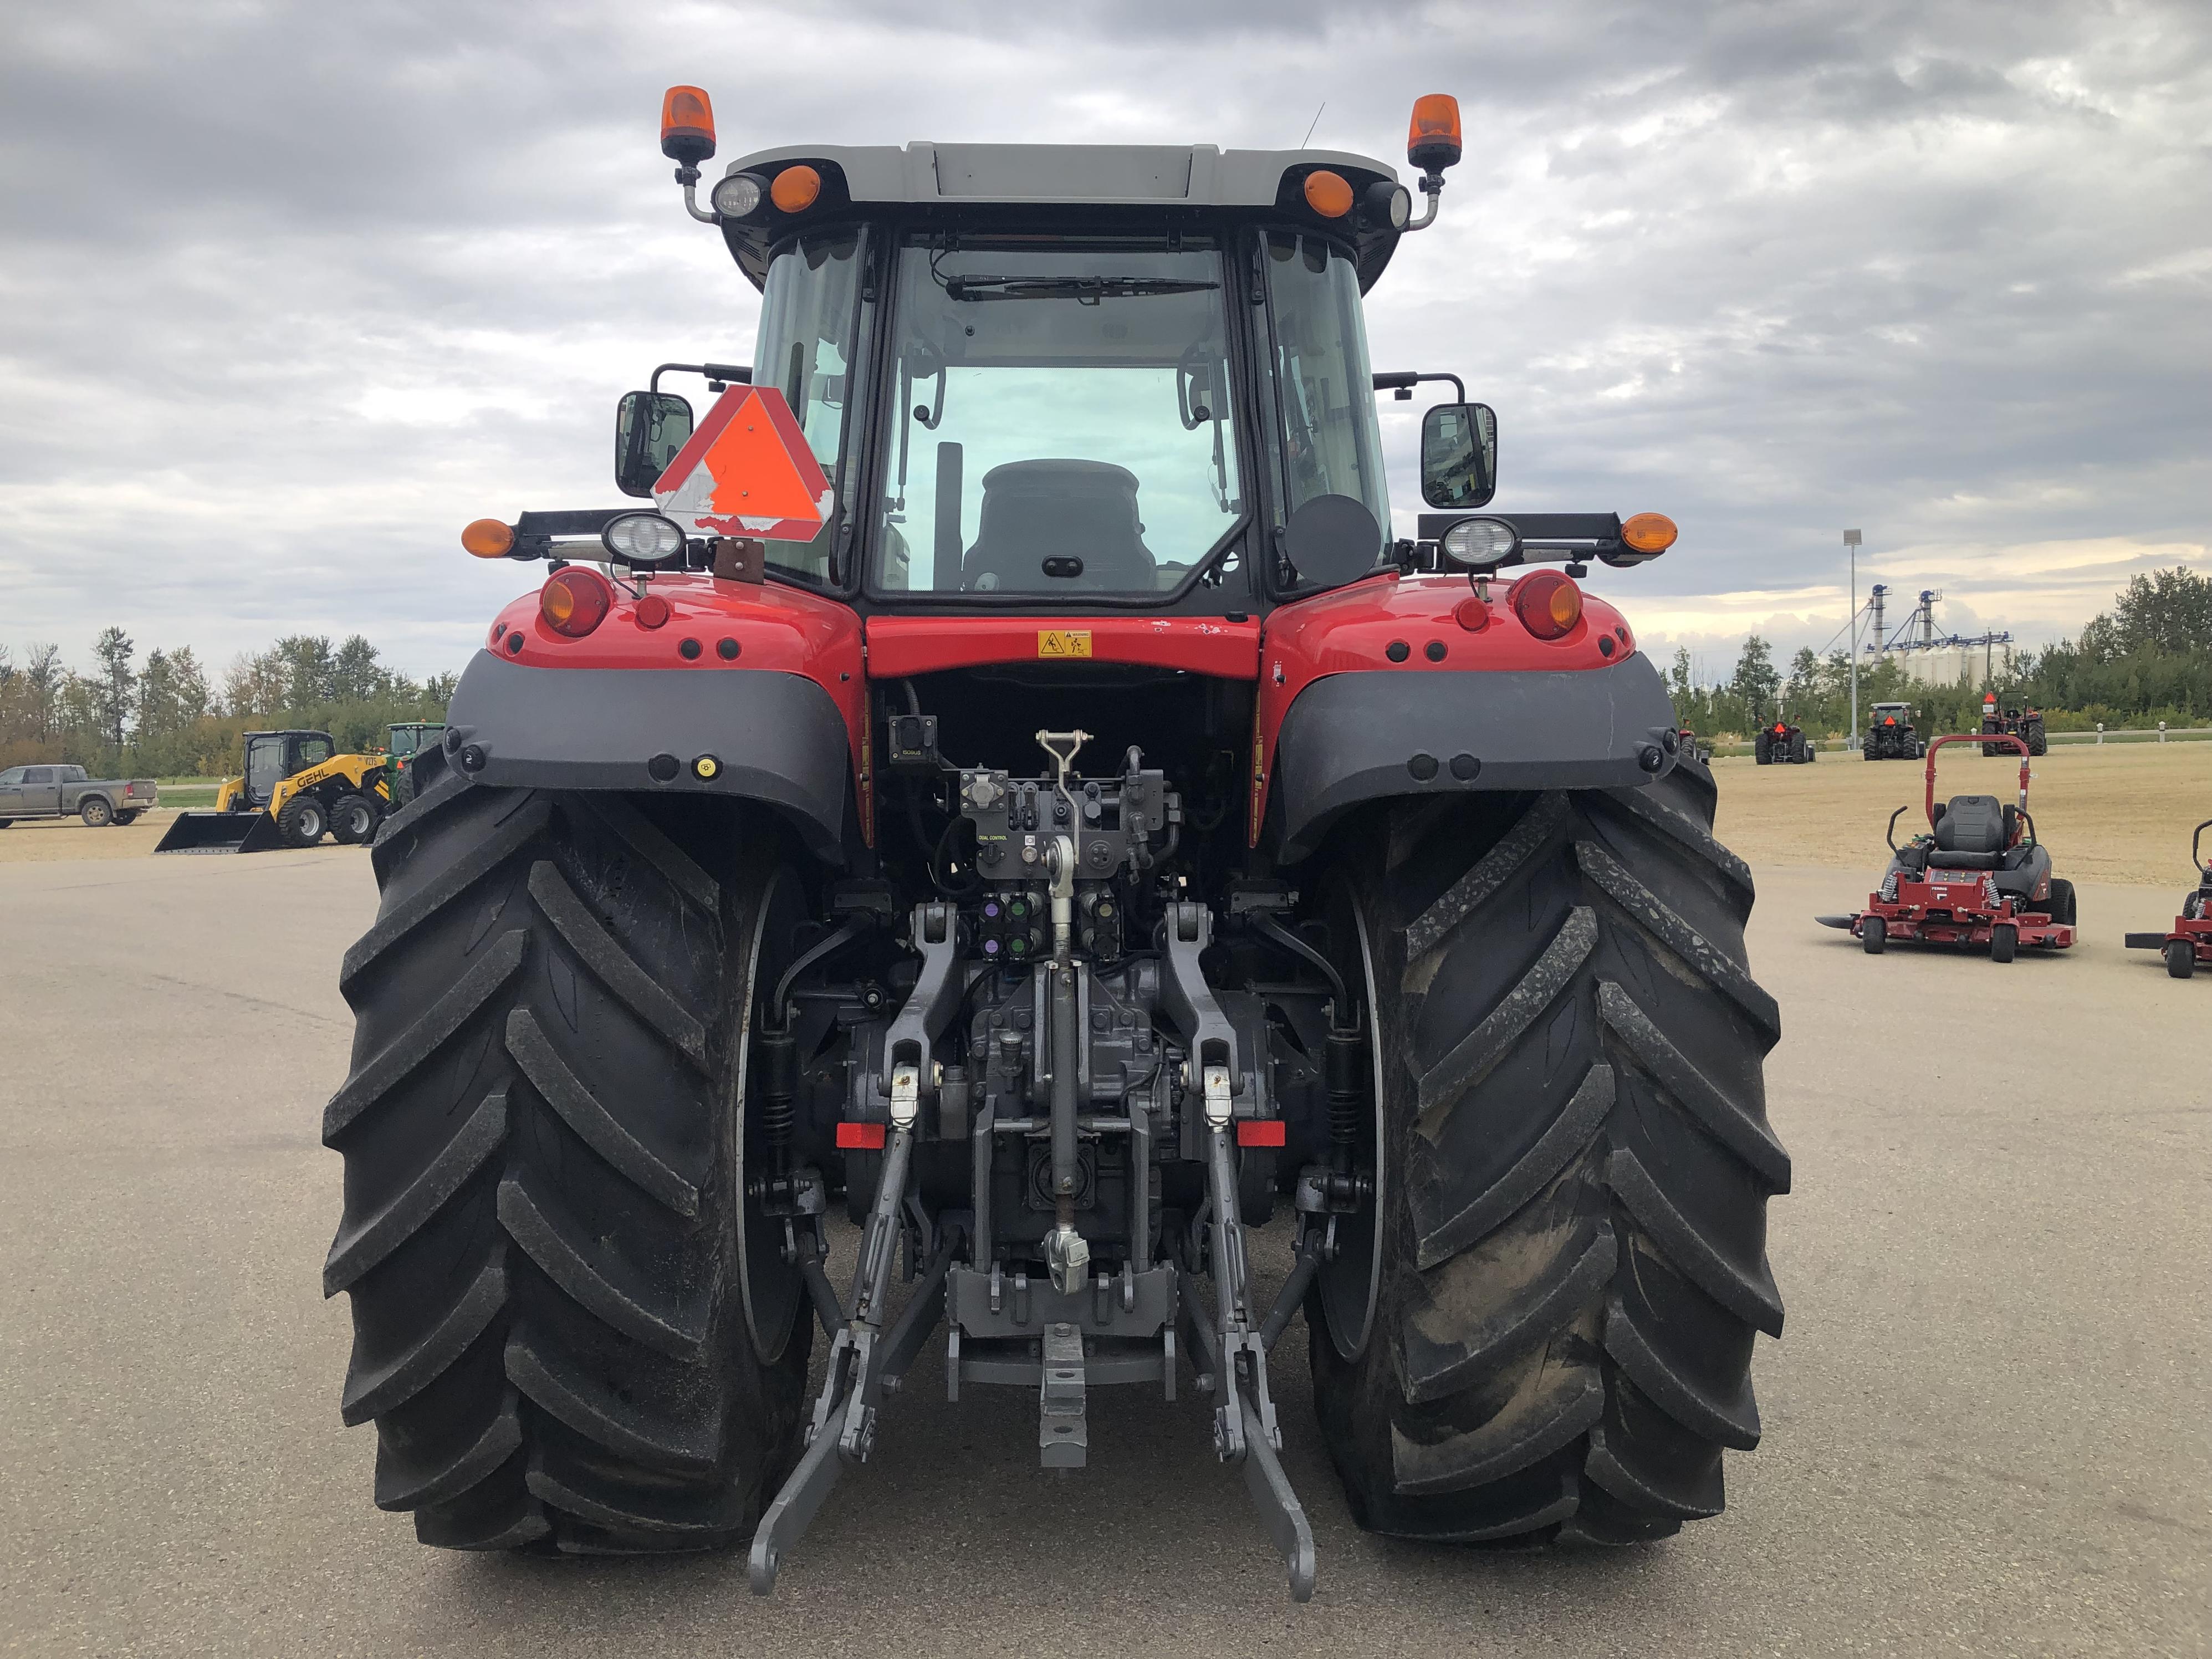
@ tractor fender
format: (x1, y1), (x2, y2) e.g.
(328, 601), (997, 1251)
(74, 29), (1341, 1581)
(441, 650), (851, 862)
(1267, 655), (1680, 862)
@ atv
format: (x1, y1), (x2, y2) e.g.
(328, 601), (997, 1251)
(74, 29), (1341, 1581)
(2123, 818), (2212, 978)
(1817, 733), (2075, 959)
(323, 90), (1788, 1601)
(1864, 702), (1923, 760)
(1755, 719), (1813, 764)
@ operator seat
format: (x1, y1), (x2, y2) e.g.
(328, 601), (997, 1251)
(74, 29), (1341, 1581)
(1929, 793), (2053, 901)
(961, 460), (1159, 593)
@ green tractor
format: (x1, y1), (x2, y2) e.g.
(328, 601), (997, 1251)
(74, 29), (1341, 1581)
(382, 722), (447, 807)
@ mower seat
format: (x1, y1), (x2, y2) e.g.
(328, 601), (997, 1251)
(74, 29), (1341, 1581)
(961, 460), (1159, 593)
(1926, 795), (2014, 870)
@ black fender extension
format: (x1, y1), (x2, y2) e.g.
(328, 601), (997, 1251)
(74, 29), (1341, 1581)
(441, 650), (851, 861)
(1269, 656), (1681, 862)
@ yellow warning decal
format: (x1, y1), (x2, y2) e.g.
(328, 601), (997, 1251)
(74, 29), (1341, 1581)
(1037, 629), (1094, 659)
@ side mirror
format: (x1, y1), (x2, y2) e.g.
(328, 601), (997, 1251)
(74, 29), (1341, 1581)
(615, 391), (694, 498)
(1420, 402), (1497, 509)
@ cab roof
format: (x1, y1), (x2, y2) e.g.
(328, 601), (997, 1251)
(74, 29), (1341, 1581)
(716, 142), (1406, 292)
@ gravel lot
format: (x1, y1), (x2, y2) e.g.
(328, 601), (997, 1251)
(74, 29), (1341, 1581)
(1, 838), (2205, 1657)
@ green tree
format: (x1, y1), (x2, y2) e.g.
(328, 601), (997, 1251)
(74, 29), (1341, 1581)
(272, 635), (339, 706)
(92, 626), (135, 752)
(1731, 635), (1780, 725)
(332, 635), (390, 703)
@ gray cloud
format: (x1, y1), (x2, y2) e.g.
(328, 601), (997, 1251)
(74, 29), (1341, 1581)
(2, 0), (2206, 680)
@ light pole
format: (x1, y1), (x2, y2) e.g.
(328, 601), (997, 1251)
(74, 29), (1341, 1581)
(1844, 529), (1862, 750)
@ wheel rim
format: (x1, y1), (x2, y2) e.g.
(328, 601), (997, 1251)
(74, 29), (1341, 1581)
(1315, 885), (1387, 1361)
(299, 805), (324, 840)
(730, 866), (808, 1364)
(344, 805), (371, 838)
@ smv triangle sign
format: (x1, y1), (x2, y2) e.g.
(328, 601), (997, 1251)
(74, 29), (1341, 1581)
(653, 384), (835, 542)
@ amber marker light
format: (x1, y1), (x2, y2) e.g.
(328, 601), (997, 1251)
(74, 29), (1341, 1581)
(771, 164), (823, 212)
(540, 568), (612, 638)
(462, 518), (515, 558)
(1511, 570), (1583, 640)
(1407, 94), (1463, 172)
(660, 86), (716, 164)
(1302, 170), (1353, 218)
(1622, 512), (1678, 555)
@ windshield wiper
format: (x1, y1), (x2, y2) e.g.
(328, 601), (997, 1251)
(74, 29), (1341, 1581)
(942, 275), (1220, 305)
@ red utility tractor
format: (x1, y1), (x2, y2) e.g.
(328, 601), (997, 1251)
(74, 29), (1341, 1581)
(1755, 719), (1813, 764)
(1979, 693), (2047, 756)
(2123, 818), (2212, 978)
(321, 89), (1789, 1601)
(1817, 733), (2074, 959)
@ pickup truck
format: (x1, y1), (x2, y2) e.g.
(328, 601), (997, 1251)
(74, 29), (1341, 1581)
(0, 764), (160, 827)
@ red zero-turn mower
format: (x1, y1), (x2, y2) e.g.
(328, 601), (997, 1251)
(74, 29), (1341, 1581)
(2124, 818), (2212, 978)
(1817, 733), (2075, 960)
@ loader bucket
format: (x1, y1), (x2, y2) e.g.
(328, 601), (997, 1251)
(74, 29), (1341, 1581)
(154, 810), (284, 854)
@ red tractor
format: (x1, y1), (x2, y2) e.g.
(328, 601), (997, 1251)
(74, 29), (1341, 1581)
(1755, 719), (1813, 764)
(1818, 733), (2075, 959)
(2123, 819), (2212, 978)
(1980, 693), (2047, 756)
(322, 90), (1788, 1599)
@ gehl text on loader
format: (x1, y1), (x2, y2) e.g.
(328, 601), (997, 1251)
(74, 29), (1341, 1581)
(321, 87), (1790, 1602)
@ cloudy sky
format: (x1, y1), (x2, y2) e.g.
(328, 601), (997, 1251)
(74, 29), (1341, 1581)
(3, 0), (2207, 685)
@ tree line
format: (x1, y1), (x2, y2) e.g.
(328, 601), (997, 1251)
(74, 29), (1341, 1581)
(1671, 566), (2212, 740)
(0, 630), (456, 777)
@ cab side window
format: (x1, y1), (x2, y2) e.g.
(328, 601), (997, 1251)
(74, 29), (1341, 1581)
(0, 768), (23, 787)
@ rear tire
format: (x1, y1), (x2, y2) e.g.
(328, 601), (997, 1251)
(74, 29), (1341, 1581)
(2045, 879), (2076, 928)
(80, 798), (113, 828)
(1990, 924), (2017, 963)
(331, 793), (380, 846)
(2168, 941), (2195, 980)
(1862, 916), (1886, 954)
(1308, 760), (1788, 1546)
(325, 763), (812, 1552)
(278, 795), (327, 848)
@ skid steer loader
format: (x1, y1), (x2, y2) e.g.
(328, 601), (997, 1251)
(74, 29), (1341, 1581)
(156, 729), (391, 852)
(323, 90), (1788, 1600)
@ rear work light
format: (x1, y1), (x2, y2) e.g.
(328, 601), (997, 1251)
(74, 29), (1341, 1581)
(1510, 570), (1582, 640)
(712, 172), (765, 219)
(1439, 515), (1519, 569)
(462, 518), (515, 558)
(540, 568), (612, 637)
(603, 511), (686, 564)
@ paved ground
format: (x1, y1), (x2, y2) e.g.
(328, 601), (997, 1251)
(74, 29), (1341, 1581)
(2, 849), (2205, 1657)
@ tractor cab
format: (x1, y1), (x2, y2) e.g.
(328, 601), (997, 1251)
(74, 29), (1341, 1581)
(238, 730), (336, 810)
(384, 722), (443, 760)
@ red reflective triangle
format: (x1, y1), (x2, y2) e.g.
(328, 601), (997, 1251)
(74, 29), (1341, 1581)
(654, 385), (834, 541)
